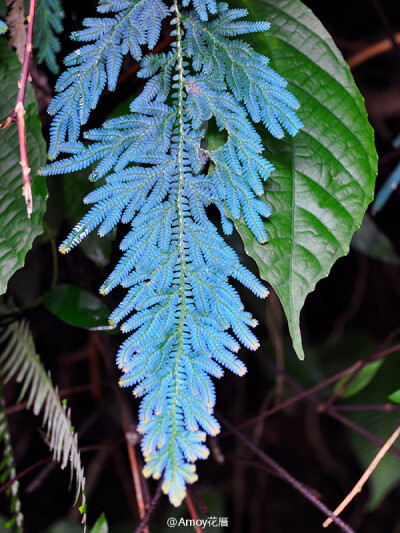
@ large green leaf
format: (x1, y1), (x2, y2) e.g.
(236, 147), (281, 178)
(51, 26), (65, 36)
(43, 285), (114, 331)
(0, 39), (47, 294)
(43, 284), (116, 332)
(234, 0), (377, 359)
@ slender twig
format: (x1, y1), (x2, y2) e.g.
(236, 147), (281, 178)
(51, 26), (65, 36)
(218, 414), (356, 533)
(134, 479), (164, 533)
(262, 353), (400, 459)
(335, 404), (400, 413)
(96, 335), (150, 532)
(348, 32), (400, 69)
(126, 442), (148, 523)
(369, 0), (400, 66)
(0, 0), (37, 217)
(226, 454), (322, 498)
(323, 425), (400, 528)
(186, 492), (203, 533)
(77, 439), (126, 453)
(225, 360), (363, 436)
(5, 382), (110, 415)
(323, 327), (400, 409)
(319, 342), (400, 412)
(26, 400), (108, 494)
(223, 342), (400, 437)
(330, 409), (400, 458)
(187, 486), (211, 518)
(0, 456), (52, 495)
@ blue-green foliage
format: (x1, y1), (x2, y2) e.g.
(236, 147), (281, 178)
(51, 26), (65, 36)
(33, 0), (64, 73)
(372, 134), (400, 214)
(41, 0), (302, 506)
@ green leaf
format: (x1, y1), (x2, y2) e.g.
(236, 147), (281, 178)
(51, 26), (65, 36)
(335, 360), (383, 398)
(233, 0), (377, 359)
(388, 389), (400, 404)
(43, 284), (115, 331)
(0, 39), (47, 295)
(90, 514), (108, 533)
(0, 1), (6, 17)
(351, 213), (400, 265)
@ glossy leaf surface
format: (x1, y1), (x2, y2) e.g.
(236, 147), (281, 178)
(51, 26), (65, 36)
(234, 0), (378, 358)
(43, 284), (114, 331)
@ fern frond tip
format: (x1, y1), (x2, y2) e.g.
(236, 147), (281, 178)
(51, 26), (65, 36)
(46, 0), (302, 507)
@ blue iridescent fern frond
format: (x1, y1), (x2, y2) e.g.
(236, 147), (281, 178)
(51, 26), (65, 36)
(40, 0), (302, 506)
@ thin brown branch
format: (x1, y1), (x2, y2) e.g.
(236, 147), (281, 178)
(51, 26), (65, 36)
(187, 486), (211, 518)
(5, 382), (110, 415)
(323, 425), (400, 528)
(95, 334), (150, 532)
(0, 456), (52, 495)
(1, 0), (36, 215)
(335, 404), (400, 413)
(218, 414), (356, 533)
(319, 342), (400, 412)
(348, 32), (400, 69)
(228, 362), (359, 435)
(261, 352), (400, 459)
(15, 0), (36, 217)
(186, 492), (203, 533)
(226, 453), (323, 499)
(126, 441), (148, 524)
(134, 479), (164, 533)
(369, 0), (400, 67)
(224, 343), (400, 438)
(0, 113), (15, 129)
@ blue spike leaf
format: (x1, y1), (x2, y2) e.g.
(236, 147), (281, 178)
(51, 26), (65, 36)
(41, 0), (301, 506)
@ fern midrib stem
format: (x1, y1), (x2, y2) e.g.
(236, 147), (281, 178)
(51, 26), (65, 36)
(169, 0), (187, 464)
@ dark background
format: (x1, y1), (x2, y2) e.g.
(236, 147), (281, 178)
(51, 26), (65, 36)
(3, 1), (400, 532)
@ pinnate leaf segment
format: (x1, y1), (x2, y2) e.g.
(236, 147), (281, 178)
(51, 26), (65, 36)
(40, 0), (302, 506)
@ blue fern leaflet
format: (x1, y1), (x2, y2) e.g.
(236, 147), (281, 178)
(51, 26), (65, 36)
(40, 0), (302, 506)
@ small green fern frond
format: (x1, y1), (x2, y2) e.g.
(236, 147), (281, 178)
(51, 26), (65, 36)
(0, 385), (23, 533)
(0, 321), (86, 527)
